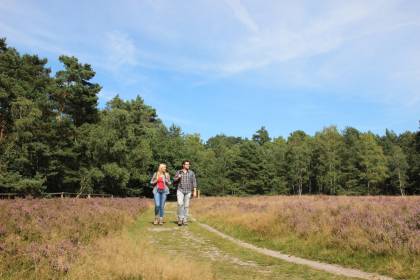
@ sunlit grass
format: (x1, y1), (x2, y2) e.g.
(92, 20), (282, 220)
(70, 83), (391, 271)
(68, 228), (214, 280)
(0, 198), (150, 279)
(191, 195), (420, 280)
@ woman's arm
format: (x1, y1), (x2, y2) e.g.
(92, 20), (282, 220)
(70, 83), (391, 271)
(150, 173), (158, 185)
(165, 173), (171, 186)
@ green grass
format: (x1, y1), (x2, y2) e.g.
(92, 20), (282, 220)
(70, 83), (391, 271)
(195, 216), (418, 280)
(133, 203), (357, 280)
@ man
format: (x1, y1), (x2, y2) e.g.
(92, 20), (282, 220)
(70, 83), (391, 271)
(174, 160), (197, 226)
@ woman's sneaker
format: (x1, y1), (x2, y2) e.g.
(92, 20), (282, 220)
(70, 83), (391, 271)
(153, 216), (159, 225)
(159, 217), (163, 225)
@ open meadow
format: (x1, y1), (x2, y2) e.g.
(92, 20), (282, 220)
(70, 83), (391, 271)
(0, 198), (218, 280)
(191, 195), (420, 280)
(0, 198), (151, 279)
(2, 196), (418, 279)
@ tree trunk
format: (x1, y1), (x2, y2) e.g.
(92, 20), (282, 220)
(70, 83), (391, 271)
(298, 176), (302, 196)
(0, 118), (5, 141)
(308, 178), (311, 194)
(398, 169), (405, 196)
(329, 162), (333, 194)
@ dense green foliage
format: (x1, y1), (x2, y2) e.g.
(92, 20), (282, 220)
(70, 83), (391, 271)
(1, 39), (419, 196)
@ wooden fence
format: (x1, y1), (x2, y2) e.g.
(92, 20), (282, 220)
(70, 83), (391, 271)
(0, 190), (200, 199)
(0, 192), (114, 199)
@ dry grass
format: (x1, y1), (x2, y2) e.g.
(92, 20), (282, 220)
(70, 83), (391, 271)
(68, 229), (214, 280)
(191, 195), (420, 279)
(0, 198), (150, 279)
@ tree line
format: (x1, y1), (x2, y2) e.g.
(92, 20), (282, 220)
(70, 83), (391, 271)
(1, 38), (419, 196)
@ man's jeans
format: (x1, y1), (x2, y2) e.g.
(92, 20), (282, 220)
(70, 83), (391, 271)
(177, 190), (191, 222)
(154, 190), (167, 217)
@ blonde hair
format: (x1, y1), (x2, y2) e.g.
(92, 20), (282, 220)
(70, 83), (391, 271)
(156, 163), (168, 178)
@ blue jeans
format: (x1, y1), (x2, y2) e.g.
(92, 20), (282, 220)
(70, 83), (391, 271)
(154, 190), (167, 217)
(177, 190), (191, 222)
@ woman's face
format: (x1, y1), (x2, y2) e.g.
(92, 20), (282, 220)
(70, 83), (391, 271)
(160, 164), (166, 173)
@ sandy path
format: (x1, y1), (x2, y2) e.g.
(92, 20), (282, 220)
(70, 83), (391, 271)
(191, 218), (394, 280)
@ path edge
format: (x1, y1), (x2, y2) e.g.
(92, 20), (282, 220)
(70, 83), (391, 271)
(191, 218), (394, 280)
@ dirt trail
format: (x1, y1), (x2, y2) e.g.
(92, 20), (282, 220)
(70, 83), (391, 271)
(141, 204), (356, 280)
(190, 217), (394, 280)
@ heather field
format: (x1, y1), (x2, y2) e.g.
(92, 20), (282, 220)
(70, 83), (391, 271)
(191, 196), (420, 280)
(0, 198), (150, 279)
(1, 196), (419, 280)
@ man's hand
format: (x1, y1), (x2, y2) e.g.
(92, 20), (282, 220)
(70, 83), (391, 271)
(193, 188), (197, 198)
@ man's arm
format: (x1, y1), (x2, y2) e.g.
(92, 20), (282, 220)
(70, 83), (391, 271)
(192, 172), (197, 188)
(174, 170), (181, 181)
(192, 172), (197, 196)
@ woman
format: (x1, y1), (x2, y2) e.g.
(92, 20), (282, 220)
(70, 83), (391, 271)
(150, 163), (171, 225)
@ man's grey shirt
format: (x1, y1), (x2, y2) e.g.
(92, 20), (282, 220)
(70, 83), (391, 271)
(175, 170), (197, 194)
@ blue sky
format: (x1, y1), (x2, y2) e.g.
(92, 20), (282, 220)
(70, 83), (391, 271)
(1, 0), (419, 140)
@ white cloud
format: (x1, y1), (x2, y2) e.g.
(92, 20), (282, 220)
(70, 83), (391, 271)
(105, 31), (138, 69)
(0, 21), (70, 55)
(225, 0), (259, 33)
(217, 1), (397, 74)
(1, 0), (420, 108)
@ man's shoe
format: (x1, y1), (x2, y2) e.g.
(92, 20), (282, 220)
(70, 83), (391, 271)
(183, 220), (188, 226)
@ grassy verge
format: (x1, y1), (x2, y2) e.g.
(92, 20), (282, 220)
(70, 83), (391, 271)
(68, 228), (214, 279)
(191, 196), (420, 280)
(127, 203), (356, 280)
(187, 220), (356, 279)
(68, 206), (214, 280)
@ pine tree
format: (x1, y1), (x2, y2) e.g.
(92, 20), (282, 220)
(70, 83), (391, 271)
(227, 141), (267, 195)
(252, 126), (271, 145)
(0, 38), (52, 194)
(205, 135), (243, 195)
(54, 56), (101, 126)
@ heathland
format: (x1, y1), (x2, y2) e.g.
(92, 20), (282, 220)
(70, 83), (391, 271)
(191, 195), (420, 280)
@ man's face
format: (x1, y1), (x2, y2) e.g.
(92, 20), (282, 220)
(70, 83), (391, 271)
(183, 162), (190, 170)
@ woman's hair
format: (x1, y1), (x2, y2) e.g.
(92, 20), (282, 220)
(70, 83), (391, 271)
(156, 163), (168, 178)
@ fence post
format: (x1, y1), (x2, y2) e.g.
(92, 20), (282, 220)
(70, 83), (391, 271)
(87, 194), (91, 199)
(61, 192), (64, 199)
